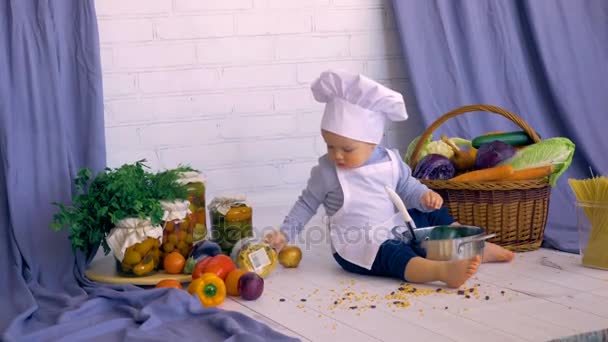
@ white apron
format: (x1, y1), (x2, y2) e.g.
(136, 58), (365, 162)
(329, 149), (403, 270)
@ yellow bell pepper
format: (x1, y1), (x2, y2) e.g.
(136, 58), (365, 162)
(188, 273), (226, 307)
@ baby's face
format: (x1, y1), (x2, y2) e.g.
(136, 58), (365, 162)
(321, 130), (376, 169)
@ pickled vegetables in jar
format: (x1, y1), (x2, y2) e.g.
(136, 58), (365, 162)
(208, 196), (253, 254)
(159, 200), (192, 267)
(118, 237), (162, 276)
(106, 218), (163, 277)
(178, 171), (207, 243)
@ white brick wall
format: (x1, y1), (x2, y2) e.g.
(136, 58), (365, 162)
(97, 0), (422, 208)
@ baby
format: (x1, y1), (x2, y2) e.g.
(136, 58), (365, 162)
(265, 70), (512, 288)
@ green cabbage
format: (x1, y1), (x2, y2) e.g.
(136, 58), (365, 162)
(502, 137), (575, 186)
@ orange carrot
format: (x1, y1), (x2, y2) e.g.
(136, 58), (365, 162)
(450, 165), (514, 182)
(502, 165), (554, 181)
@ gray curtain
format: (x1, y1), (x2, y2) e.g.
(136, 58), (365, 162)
(392, 0), (608, 252)
(0, 1), (297, 341)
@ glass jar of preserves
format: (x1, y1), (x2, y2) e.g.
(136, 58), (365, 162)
(106, 218), (163, 277)
(230, 237), (277, 278)
(159, 200), (192, 266)
(178, 171), (207, 243)
(208, 196), (253, 254)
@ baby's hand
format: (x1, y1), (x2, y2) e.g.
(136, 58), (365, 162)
(421, 191), (443, 210)
(263, 229), (288, 252)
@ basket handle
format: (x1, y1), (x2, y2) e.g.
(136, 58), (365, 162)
(409, 104), (541, 169)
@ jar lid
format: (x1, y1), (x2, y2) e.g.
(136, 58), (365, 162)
(107, 218), (163, 261)
(177, 171), (206, 185)
(160, 200), (191, 221)
(229, 237), (259, 263)
(208, 195), (248, 215)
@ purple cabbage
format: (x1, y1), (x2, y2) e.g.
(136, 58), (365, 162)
(474, 140), (516, 169)
(412, 154), (456, 180)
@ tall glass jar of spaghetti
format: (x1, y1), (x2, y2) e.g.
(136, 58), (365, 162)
(178, 171), (207, 243)
(208, 196), (253, 254)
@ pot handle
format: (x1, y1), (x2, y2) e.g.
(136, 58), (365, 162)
(457, 234), (497, 254)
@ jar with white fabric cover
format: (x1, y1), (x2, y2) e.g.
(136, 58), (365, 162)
(208, 196), (253, 254)
(106, 217), (163, 277)
(159, 200), (192, 264)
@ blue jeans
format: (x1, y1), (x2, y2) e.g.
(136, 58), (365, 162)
(333, 239), (424, 281)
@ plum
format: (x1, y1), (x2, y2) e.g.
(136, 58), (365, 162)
(238, 272), (264, 300)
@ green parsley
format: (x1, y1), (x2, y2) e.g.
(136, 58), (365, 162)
(50, 160), (194, 255)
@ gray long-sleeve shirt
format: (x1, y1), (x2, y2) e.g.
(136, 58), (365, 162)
(280, 146), (431, 241)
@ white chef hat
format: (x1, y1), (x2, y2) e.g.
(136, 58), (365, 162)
(311, 70), (408, 144)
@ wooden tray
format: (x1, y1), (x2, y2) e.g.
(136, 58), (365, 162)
(85, 256), (191, 286)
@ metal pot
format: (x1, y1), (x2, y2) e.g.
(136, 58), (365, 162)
(392, 225), (496, 261)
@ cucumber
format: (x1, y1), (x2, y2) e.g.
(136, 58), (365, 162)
(472, 131), (535, 148)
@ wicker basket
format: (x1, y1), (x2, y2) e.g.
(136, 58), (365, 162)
(410, 105), (550, 252)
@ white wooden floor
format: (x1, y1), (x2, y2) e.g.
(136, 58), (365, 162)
(220, 208), (608, 342)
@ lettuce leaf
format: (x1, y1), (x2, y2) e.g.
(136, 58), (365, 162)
(502, 137), (575, 186)
(404, 135), (432, 166)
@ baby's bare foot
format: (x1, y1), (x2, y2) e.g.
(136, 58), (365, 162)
(482, 242), (515, 263)
(442, 256), (481, 288)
